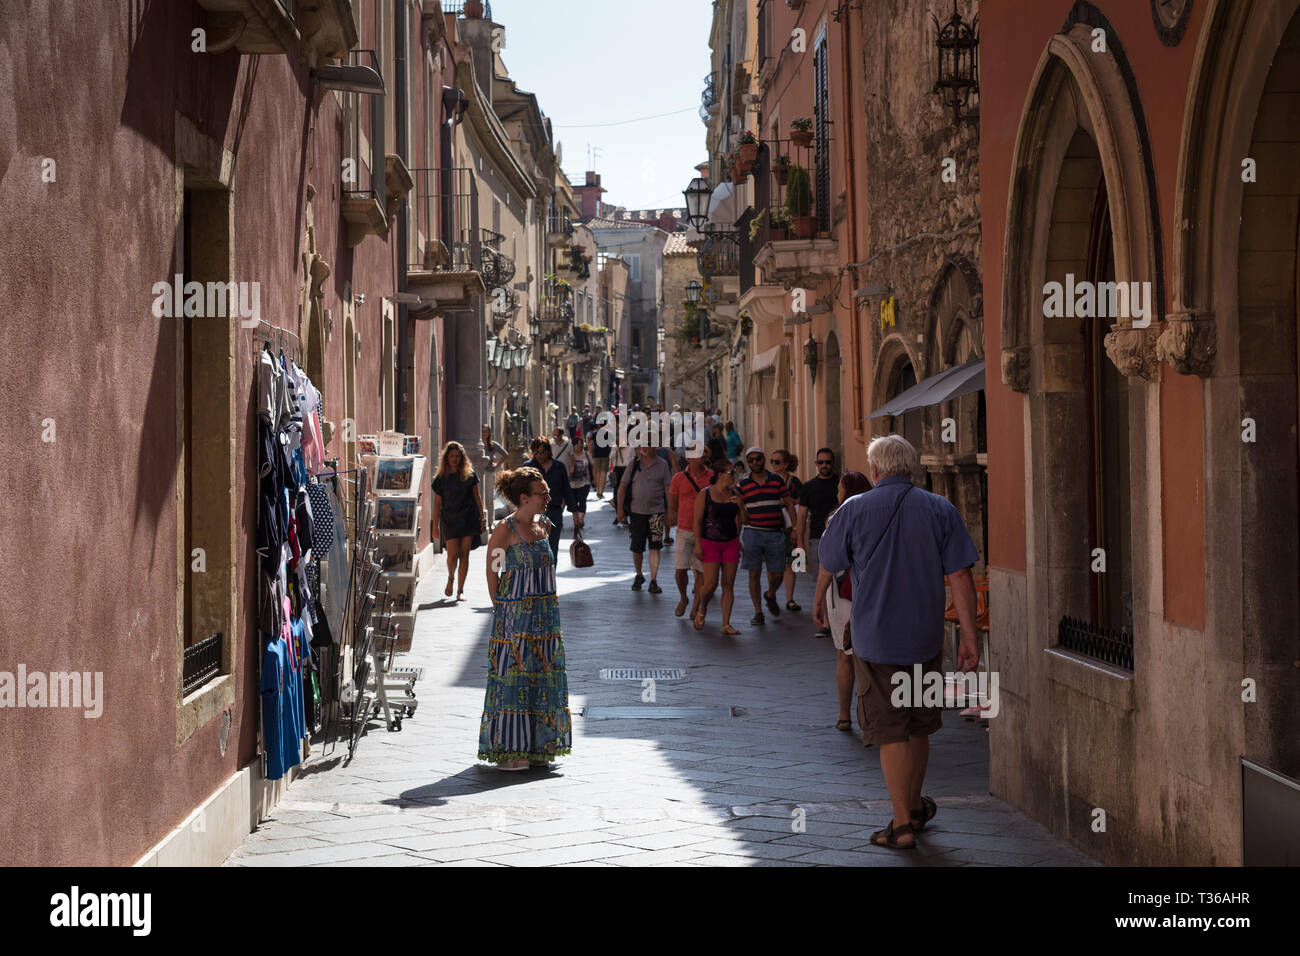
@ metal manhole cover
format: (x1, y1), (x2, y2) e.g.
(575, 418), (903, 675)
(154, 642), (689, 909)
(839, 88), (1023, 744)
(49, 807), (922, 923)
(598, 668), (686, 681)
(580, 706), (731, 719)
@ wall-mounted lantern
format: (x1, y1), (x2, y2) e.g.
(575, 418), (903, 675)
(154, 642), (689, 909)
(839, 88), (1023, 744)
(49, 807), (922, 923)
(931, 1), (979, 125)
(803, 333), (820, 385)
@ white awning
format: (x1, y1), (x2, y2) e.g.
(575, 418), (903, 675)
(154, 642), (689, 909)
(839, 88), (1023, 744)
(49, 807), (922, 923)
(751, 344), (781, 372)
(706, 182), (737, 228)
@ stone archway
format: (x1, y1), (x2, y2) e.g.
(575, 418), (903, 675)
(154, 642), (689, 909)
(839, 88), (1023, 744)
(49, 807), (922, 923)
(1181, 1), (1300, 808)
(870, 335), (925, 478)
(925, 255), (986, 565)
(1000, 11), (1165, 392)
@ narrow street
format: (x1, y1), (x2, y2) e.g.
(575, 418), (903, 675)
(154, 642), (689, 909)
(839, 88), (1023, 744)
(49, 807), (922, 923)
(227, 493), (1093, 868)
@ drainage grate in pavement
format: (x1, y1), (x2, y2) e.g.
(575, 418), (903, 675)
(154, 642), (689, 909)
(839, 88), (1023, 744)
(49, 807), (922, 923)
(598, 668), (687, 681)
(580, 706), (735, 719)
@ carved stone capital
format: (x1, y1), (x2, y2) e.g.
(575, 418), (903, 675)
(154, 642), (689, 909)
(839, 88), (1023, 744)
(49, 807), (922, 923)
(1000, 346), (1031, 392)
(1104, 325), (1161, 382)
(1156, 310), (1216, 376)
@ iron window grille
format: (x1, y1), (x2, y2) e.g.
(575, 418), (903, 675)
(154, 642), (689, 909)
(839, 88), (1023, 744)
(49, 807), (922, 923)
(183, 632), (223, 697)
(1057, 616), (1133, 671)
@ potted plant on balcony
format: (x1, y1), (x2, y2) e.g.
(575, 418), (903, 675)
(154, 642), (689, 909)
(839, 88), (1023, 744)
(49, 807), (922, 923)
(772, 154), (791, 186)
(784, 164), (815, 238)
(790, 117), (814, 148)
(724, 151), (743, 185)
(769, 207), (792, 241)
(737, 131), (759, 171)
(679, 305), (702, 347)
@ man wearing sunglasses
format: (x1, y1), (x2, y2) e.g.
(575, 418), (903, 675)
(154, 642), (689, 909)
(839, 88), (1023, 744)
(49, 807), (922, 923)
(797, 448), (841, 638)
(736, 447), (795, 625)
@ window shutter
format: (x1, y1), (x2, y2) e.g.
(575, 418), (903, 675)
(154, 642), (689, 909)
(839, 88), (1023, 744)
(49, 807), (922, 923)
(813, 33), (830, 234)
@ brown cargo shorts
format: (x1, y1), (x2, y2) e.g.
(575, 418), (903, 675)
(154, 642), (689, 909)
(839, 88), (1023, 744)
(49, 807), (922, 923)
(853, 651), (944, 746)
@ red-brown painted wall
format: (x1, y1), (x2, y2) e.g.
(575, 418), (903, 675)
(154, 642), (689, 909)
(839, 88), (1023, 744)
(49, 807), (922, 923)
(0, 0), (450, 864)
(980, 0), (1207, 626)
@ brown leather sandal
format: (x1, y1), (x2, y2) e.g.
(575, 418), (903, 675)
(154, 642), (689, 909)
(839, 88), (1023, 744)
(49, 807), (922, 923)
(870, 821), (917, 849)
(910, 795), (937, 831)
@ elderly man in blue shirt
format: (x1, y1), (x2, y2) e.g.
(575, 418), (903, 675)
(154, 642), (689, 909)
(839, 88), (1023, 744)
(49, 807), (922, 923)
(817, 434), (979, 850)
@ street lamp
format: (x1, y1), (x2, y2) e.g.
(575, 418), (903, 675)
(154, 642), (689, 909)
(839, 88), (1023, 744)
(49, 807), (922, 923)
(685, 280), (702, 305)
(683, 176), (713, 230)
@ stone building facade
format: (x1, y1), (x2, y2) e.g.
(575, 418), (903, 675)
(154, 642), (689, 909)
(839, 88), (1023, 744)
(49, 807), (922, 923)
(982, 0), (1300, 864)
(662, 232), (716, 411)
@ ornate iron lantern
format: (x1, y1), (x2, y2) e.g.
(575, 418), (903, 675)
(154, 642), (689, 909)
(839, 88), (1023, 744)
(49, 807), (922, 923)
(683, 177), (713, 230)
(803, 333), (820, 385)
(931, 1), (979, 125)
(685, 280), (702, 305)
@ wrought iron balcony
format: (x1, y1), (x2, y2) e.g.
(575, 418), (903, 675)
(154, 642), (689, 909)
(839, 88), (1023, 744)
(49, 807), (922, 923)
(700, 72), (719, 124)
(741, 139), (838, 290)
(696, 231), (739, 280)
(407, 166), (487, 308)
(540, 278), (575, 336)
(442, 0), (493, 17)
(547, 209), (575, 247)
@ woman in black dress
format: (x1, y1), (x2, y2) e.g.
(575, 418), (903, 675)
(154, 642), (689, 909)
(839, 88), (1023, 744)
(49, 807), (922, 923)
(432, 441), (485, 601)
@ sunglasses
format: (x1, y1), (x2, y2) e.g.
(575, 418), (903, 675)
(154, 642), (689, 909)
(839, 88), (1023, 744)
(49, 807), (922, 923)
(771, 458), (785, 465)
(746, 455), (764, 461)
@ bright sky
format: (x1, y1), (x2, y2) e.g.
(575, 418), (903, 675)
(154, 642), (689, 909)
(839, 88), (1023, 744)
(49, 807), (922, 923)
(487, 0), (714, 212)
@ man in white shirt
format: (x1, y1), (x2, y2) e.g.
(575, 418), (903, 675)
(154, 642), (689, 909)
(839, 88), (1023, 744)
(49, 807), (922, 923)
(550, 426), (574, 469)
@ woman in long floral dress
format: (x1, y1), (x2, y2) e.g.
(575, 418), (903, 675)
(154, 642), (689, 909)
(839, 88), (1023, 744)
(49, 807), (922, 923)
(478, 466), (573, 770)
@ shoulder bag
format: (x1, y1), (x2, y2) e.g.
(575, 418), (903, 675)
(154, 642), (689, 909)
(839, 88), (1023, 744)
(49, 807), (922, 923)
(836, 485), (913, 596)
(569, 527), (594, 568)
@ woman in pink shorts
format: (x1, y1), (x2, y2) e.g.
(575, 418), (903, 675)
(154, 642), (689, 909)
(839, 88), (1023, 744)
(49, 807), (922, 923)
(692, 459), (747, 634)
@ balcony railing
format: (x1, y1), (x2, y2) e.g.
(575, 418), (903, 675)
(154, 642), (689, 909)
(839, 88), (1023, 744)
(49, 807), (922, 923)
(541, 278), (575, 332)
(700, 72), (719, 124)
(409, 167), (480, 273)
(547, 209), (574, 237)
(442, 0), (493, 17)
(696, 230), (739, 280)
(739, 139), (834, 293)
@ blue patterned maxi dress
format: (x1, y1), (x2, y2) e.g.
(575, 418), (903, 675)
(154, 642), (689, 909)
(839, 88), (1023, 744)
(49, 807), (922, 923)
(478, 516), (573, 763)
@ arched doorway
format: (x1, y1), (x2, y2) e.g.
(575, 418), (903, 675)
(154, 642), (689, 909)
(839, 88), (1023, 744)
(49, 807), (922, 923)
(925, 256), (986, 566)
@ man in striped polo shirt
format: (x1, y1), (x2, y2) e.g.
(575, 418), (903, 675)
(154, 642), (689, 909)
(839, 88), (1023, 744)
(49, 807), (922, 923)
(737, 446), (795, 625)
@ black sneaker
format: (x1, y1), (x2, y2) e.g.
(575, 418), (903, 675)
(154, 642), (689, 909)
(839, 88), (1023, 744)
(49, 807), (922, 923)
(764, 592), (781, 617)
(632, 574), (645, 591)
(750, 612), (765, 625)
(648, 580), (662, 594)
(814, 627), (832, 639)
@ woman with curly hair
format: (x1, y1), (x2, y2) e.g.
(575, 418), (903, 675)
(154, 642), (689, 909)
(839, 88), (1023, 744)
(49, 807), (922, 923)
(432, 441), (485, 601)
(478, 466), (573, 771)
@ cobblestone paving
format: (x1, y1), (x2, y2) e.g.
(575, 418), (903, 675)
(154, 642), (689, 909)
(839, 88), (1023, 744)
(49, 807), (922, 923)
(227, 493), (1096, 868)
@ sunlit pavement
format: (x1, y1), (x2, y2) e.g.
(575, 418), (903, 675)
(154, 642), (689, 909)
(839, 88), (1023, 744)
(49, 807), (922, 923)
(226, 492), (1096, 867)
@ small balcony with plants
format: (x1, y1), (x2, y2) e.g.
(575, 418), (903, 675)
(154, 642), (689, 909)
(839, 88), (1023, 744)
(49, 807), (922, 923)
(743, 131), (837, 290)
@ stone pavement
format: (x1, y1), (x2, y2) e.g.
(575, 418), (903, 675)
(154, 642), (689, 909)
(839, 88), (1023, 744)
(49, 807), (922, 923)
(227, 492), (1096, 868)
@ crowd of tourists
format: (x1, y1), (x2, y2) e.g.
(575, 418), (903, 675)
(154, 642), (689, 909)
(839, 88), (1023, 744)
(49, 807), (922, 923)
(429, 412), (983, 851)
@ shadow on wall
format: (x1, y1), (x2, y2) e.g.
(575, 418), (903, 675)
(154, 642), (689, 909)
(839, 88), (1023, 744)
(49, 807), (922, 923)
(120, 0), (242, 153)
